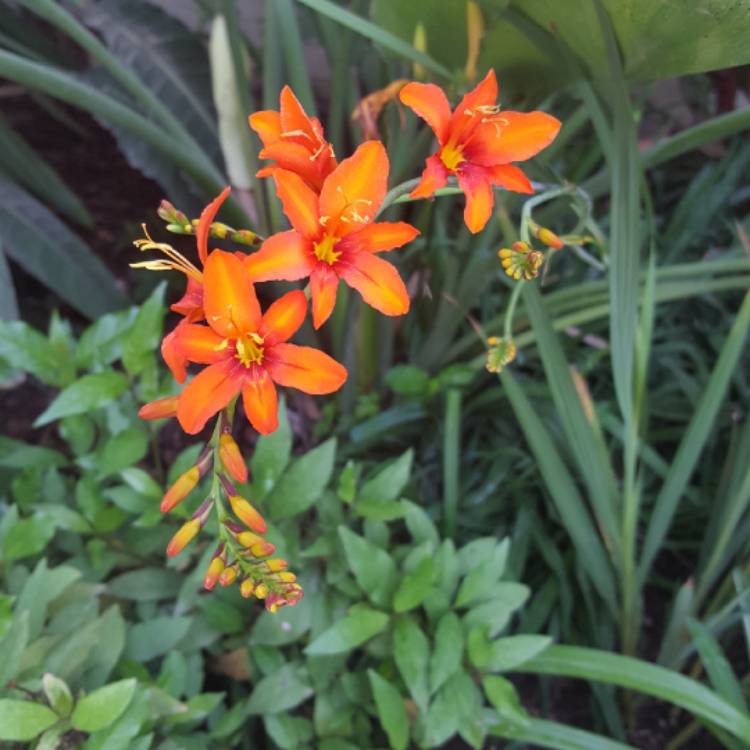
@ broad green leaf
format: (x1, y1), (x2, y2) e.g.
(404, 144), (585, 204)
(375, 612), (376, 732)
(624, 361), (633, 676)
(125, 616), (191, 661)
(0, 700), (59, 741)
(393, 617), (429, 713)
(0, 611), (29, 686)
(305, 607), (389, 655)
(72, 679), (137, 732)
(385, 365), (430, 397)
(3, 515), (56, 562)
(463, 583), (531, 637)
(246, 664), (313, 714)
(250, 589), (313, 646)
(403, 500), (439, 549)
(0, 320), (59, 385)
(491, 716), (635, 750)
(269, 438), (336, 520)
(96, 426), (149, 478)
(430, 612), (463, 694)
(368, 670), (409, 750)
(482, 675), (529, 725)
(0, 436), (66, 469)
(251, 399), (292, 497)
(472, 634), (552, 673)
(109, 568), (183, 601)
(338, 526), (397, 607)
(455, 539), (510, 607)
(75, 309), (136, 369)
(359, 449), (412, 505)
(42, 673), (73, 717)
(263, 714), (314, 749)
(35, 372), (129, 426)
(393, 556), (435, 613)
(121, 283), (166, 376)
(16, 561), (81, 639)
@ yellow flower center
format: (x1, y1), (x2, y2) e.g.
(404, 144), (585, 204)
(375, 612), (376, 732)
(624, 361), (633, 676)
(235, 332), (265, 367)
(440, 142), (465, 171)
(313, 234), (341, 265)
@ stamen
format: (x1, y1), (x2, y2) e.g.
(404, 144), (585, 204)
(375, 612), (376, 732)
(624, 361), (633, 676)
(133, 224), (202, 281)
(281, 129), (313, 142)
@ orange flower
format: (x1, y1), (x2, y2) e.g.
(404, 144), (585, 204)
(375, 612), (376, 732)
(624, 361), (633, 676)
(249, 86), (336, 192)
(245, 141), (419, 329)
(171, 250), (347, 435)
(399, 70), (561, 233)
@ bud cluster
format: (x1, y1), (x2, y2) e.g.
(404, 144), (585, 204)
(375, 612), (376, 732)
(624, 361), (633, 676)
(158, 200), (261, 247)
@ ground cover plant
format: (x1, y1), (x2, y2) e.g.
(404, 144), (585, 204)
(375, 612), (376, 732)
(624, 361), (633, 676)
(1, 0), (750, 748)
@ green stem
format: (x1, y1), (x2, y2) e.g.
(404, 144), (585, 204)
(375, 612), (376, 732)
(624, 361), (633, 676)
(503, 282), (524, 340)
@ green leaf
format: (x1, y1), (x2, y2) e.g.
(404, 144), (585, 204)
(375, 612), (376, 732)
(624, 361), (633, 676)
(0, 611), (29, 686)
(0, 700), (59, 742)
(35, 372), (130, 426)
(472, 633), (552, 673)
(42, 673), (73, 717)
(121, 283), (166, 376)
(385, 365), (430, 397)
(338, 526), (397, 607)
(109, 568), (183, 601)
(96, 427), (149, 479)
(491, 716), (636, 750)
(0, 178), (128, 318)
(125, 616), (191, 661)
(403, 500), (439, 549)
(251, 399), (292, 498)
(393, 617), (430, 713)
(296, 0), (451, 78)
(359, 449), (412, 505)
(430, 612), (463, 694)
(269, 438), (336, 520)
(71, 679), (137, 732)
(522, 645), (750, 743)
(463, 583), (530, 638)
(393, 556), (435, 613)
(455, 539), (510, 607)
(367, 670), (409, 750)
(263, 714), (314, 749)
(305, 607), (389, 655)
(0, 320), (59, 385)
(0, 436), (66, 469)
(246, 664), (313, 714)
(16, 561), (81, 639)
(3, 515), (56, 562)
(482, 675), (529, 725)
(250, 589), (312, 646)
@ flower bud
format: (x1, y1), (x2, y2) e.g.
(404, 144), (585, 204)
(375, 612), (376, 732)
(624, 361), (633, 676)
(264, 559), (288, 573)
(138, 396), (179, 420)
(219, 434), (248, 483)
(203, 556), (225, 591)
(236, 530), (264, 548)
(239, 578), (256, 598)
(528, 219), (564, 250)
(254, 583), (269, 600)
(229, 495), (267, 533)
(161, 466), (200, 512)
(166, 519), (201, 557)
(250, 541), (275, 558)
(219, 564), (238, 587)
(275, 571), (297, 583)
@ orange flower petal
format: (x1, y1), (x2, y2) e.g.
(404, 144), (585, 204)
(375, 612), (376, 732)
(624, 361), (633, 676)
(339, 252), (410, 316)
(457, 167), (494, 234)
(259, 142), (321, 187)
(177, 359), (244, 434)
(466, 111), (561, 166)
(337, 221), (419, 254)
(279, 85), (316, 143)
(319, 141), (388, 235)
(266, 343), (347, 394)
(204, 250), (262, 338)
(259, 289), (307, 345)
(409, 154), (449, 199)
(399, 82), (452, 143)
(449, 68), (498, 139)
(273, 169), (320, 238)
(242, 372), (278, 435)
(171, 277), (204, 321)
(174, 323), (228, 364)
(197, 186), (231, 264)
(489, 164), (534, 194)
(138, 395), (179, 420)
(162, 326), (188, 383)
(310, 266), (339, 329)
(248, 110), (282, 146)
(245, 230), (314, 282)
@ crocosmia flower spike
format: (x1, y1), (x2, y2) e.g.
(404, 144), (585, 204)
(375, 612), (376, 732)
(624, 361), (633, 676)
(399, 69), (561, 233)
(245, 140), (419, 329)
(249, 85), (337, 191)
(170, 251), (347, 434)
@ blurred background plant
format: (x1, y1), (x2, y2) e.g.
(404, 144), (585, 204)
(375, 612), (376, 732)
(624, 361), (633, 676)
(1, 0), (750, 747)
